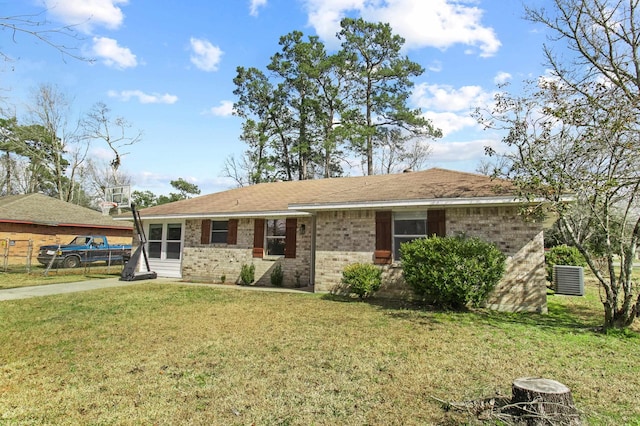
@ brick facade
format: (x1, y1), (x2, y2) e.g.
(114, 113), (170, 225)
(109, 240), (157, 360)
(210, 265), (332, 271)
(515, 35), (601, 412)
(176, 206), (547, 313)
(181, 217), (313, 287)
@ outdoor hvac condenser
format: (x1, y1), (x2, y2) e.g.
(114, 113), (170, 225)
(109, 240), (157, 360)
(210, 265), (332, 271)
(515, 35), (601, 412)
(553, 265), (584, 296)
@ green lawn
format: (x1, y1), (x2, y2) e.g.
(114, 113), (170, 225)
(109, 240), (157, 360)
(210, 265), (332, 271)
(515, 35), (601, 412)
(0, 278), (638, 425)
(0, 266), (122, 289)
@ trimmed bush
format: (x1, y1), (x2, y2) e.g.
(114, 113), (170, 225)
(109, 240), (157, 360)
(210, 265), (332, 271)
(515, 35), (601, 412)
(401, 235), (506, 309)
(270, 263), (284, 287)
(239, 263), (255, 285)
(545, 244), (586, 282)
(341, 263), (382, 299)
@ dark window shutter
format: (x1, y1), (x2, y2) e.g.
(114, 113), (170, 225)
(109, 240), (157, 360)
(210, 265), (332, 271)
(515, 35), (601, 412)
(227, 219), (238, 245)
(201, 220), (211, 244)
(253, 219), (265, 258)
(374, 211), (392, 264)
(284, 218), (297, 258)
(428, 209), (446, 237)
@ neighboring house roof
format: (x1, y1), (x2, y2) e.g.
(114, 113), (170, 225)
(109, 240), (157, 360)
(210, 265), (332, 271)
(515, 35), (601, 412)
(131, 168), (520, 220)
(0, 193), (133, 229)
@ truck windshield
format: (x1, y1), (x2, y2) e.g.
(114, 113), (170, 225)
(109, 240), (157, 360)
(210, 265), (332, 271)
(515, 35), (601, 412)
(69, 236), (91, 245)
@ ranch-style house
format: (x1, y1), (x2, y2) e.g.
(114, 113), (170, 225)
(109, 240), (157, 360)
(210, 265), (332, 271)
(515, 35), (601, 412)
(122, 168), (548, 313)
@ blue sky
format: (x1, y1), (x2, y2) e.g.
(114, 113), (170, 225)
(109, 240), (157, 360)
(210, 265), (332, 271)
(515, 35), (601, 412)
(1, 0), (550, 196)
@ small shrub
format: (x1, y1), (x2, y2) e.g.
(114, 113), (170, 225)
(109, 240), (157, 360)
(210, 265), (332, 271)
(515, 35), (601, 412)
(401, 235), (506, 309)
(239, 263), (255, 285)
(341, 263), (382, 299)
(270, 263), (284, 287)
(220, 274), (226, 284)
(545, 244), (586, 282)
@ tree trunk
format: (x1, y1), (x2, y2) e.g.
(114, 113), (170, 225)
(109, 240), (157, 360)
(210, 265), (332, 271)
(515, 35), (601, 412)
(511, 377), (581, 425)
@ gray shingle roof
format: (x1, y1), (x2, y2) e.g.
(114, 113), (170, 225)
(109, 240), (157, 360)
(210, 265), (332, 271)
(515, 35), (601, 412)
(0, 193), (132, 229)
(134, 168), (516, 219)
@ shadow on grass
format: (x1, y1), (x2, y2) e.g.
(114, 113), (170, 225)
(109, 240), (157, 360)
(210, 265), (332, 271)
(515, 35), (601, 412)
(320, 292), (617, 335)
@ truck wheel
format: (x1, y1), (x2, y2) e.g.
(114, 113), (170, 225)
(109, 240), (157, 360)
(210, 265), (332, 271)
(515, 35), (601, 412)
(63, 256), (80, 268)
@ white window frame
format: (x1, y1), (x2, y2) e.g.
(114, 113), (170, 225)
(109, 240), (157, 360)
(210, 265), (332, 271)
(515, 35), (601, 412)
(147, 222), (184, 261)
(393, 211), (428, 260)
(265, 218), (286, 257)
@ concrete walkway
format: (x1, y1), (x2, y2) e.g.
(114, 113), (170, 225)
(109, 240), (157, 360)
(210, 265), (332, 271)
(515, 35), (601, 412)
(0, 277), (314, 301)
(0, 277), (150, 301)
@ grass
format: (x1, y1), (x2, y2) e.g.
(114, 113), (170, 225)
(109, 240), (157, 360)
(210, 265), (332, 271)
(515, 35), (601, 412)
(0, 277), (639, 425)
(0, 265), (123, 289)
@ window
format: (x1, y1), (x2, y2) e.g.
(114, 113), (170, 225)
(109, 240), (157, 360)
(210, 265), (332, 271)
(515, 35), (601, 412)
(393, 212), (428, 260)
(166, 223), (182, 259)
(148, 224), (163, 259)
(265, 219), (286, 256)
(210, 220), (228, 244)
(147, 223), (183, 260)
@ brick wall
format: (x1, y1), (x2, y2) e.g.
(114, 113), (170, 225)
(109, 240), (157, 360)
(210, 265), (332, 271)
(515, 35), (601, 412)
(313, 206), (547, 313)
(181, 217), (312, 287)
(314, 210), (375, 292)
(0, 223), (132, 265)
(176, 207), (547, 312)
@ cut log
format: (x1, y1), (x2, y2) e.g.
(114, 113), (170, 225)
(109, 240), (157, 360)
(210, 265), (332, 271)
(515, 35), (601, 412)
(511, 377), (581, 425)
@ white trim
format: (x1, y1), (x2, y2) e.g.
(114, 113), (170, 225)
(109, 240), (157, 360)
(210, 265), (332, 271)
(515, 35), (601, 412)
(115, 210), (311, 221)
(288, 196), (555, 211)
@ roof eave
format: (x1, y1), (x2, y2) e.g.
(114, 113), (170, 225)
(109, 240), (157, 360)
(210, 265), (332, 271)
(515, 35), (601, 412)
(118, 210), (313, 221)
(289, 196), (541, 211)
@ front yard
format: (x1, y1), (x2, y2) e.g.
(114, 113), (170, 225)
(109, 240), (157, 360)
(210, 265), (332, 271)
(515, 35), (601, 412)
(0, 277), (638, 424)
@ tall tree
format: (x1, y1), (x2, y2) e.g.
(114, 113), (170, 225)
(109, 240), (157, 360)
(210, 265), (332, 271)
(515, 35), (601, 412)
(233, 66), (294, 182)
(523, 0), (640, 328)
(25, 84), (87, 201)
(477, 76), (640, 329)
(337, 18), (440, 175)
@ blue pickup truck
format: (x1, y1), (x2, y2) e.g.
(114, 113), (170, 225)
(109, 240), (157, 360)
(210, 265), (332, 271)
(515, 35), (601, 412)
(37, 235), (132, 268)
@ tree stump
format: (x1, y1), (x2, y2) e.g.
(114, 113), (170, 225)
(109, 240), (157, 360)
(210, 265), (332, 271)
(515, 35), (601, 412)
(511, 377), (581, 425)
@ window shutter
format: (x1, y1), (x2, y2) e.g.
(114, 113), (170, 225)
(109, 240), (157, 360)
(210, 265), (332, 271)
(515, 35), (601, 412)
(284, 218), (297, 258)
(227, 219), (238, 245)
(374, 211), (392, 264)
(201, 220), (211, 244)
(253, 219), (265, 258)
(428, 209), (446, 237)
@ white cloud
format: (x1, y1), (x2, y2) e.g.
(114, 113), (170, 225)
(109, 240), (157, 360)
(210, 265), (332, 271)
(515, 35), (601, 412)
(43, 0), (127, 33)
(427, 60), (443, 73)
(411, 83), (495, 136)
(423, 111), (478, 136)
(207, 100), (234, 117)
(249, 0), (268, 16)
(429, 139), (497, 162)
(108, 90), (178, 104)
(190, 37), (223, 72)
(303, 0), (500, 56)
(412, 83), (492, 112)
(92, 36), (137, 69)
(494, 71), (512, 85)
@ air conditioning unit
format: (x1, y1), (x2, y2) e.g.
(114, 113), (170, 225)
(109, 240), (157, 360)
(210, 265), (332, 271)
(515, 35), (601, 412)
(553, 265), (584, 296)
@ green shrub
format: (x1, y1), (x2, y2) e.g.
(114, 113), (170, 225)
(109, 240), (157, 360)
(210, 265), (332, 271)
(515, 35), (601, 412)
(270, 263), (284, 287)
(401, 235), (506, 309)
(341, 263), (382, 299)
(239, 263), (255, 285)
(545, 244), (586, 282)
